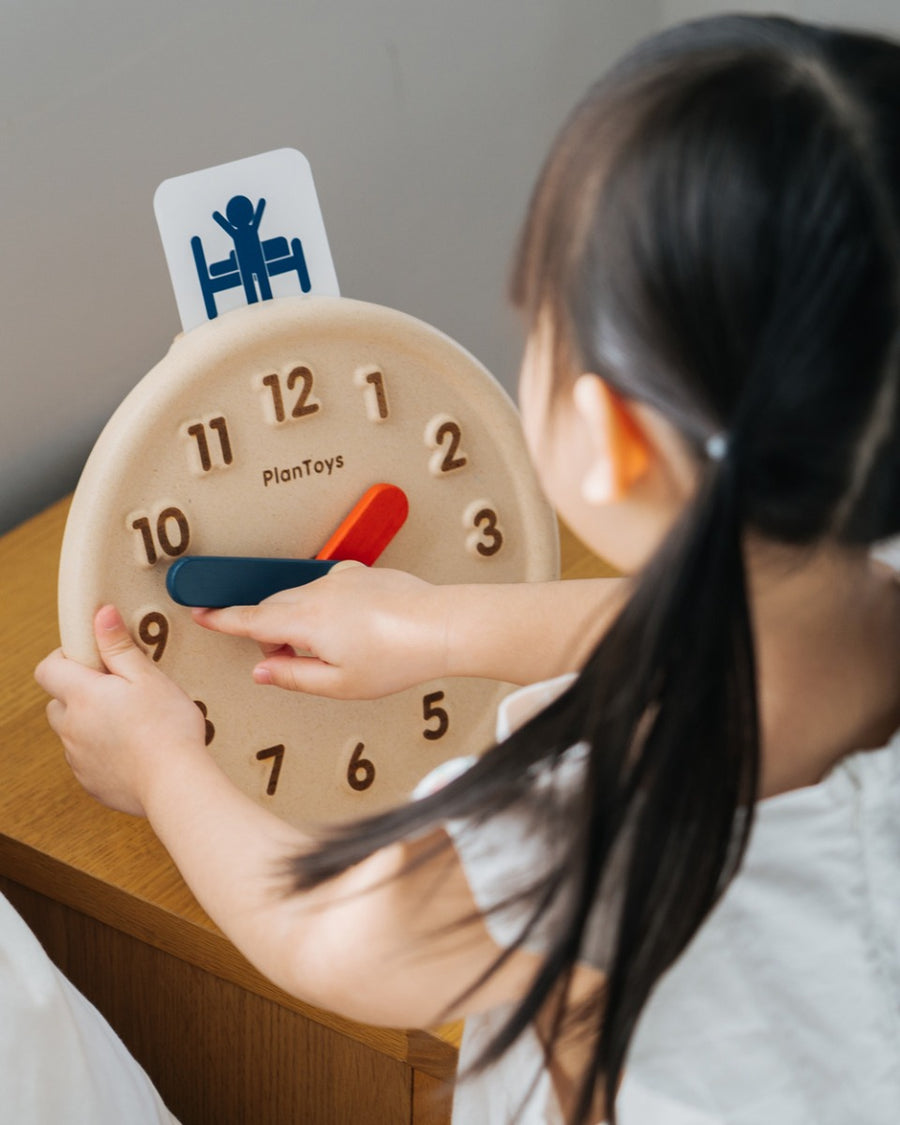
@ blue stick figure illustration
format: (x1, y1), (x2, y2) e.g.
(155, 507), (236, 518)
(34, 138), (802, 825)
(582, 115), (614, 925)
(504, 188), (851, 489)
(190, 195), (311, 320)
(212, 195), (272, 304)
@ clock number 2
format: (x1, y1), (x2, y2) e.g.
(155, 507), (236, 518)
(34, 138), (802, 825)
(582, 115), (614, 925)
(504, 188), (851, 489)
(262, 367), (320, 423)
(131, 507), (190, 566)
(423, 691), (449, 741)
(256, 744), (285, 796)
(425, 415), (468, 476)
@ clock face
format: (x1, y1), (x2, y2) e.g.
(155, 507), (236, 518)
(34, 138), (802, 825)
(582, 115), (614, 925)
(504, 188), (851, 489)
(58, 297), (559, 828)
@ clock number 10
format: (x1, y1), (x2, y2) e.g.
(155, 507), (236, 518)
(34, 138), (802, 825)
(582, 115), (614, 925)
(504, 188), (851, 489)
(131, 506), (191, 566)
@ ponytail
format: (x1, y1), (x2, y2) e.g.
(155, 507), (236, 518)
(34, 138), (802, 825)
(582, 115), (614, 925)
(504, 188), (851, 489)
(292, 15), (900, 1125)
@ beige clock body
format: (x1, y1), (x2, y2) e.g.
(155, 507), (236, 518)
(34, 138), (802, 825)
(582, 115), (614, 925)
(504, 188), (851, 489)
(59, 297), (559, 829)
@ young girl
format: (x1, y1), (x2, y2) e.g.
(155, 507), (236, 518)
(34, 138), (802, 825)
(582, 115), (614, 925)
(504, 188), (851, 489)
(35, 14), (900, 1124)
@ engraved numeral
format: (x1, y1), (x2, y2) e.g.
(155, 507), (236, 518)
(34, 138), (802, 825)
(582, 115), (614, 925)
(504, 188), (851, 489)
(256, 744), (285, 796)
(346, 742), (376, 792)
(137, 611), (169, 662)
(194, 700), (215, 746)
(185, 416), (233, 472)
(355, 367), (389, 422)
(425, 414), (468, 476)
(261, 366), (321, 424)
(463, 499), (504, 558)
(423, 691), (449, 741)
(130, 506), (191, 566)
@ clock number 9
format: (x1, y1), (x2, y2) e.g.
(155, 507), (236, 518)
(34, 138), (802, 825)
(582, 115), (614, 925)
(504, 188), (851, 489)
(131, 507), (191, 566)
(423, 691), (449, 741)
(425, 414), (468, 476)
(262, 366), (320, 423)
(347, 742), (376, 792)
(137, 611), (169, 662)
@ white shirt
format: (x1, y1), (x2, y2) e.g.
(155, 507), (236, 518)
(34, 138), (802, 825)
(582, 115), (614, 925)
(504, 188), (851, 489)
(433, 676), (900, 1124)
(0, 892), (179, 1123)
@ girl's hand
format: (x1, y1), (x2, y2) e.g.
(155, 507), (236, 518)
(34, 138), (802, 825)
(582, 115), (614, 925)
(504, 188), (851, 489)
(34, 605), (208, 816)
(192, 564), (450, 699)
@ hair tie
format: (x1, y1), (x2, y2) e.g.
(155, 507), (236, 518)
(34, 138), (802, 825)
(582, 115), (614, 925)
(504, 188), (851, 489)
(705, 433), (729, 462)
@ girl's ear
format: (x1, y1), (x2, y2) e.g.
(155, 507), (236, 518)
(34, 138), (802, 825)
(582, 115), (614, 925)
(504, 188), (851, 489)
(573, 374), (651, 504)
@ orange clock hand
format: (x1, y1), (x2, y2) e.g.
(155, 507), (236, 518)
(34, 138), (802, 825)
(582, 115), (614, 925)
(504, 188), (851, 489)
(315, 483), (409, 566)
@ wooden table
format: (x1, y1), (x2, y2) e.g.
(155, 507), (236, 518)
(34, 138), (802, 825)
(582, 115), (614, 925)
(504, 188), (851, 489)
(0, 496), (610, 1124)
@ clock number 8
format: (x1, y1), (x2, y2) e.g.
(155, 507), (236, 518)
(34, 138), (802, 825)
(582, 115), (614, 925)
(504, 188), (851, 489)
(131, 507), (190, 566)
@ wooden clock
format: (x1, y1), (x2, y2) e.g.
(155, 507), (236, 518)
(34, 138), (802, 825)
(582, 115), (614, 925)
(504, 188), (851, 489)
(58, 296), (559, 828)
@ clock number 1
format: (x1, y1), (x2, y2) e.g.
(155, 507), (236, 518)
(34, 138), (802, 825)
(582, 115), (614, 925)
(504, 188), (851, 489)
(354, 367), (390, 422)
(131, 507), (191, 566)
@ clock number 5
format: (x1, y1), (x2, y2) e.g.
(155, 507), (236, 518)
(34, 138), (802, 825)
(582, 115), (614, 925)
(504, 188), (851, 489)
(130, 506), (191, 566)
(423, 691), (449, 741)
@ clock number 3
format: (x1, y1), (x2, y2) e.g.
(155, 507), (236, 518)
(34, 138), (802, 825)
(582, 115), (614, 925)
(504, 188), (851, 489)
(464, 500), (504, 558)
(130, 506), (191, 566)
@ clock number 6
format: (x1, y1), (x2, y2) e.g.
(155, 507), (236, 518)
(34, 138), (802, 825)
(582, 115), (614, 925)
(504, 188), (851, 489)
(423, 691), (449, 741)
(131, 506), (191, 566)
(347, 742), (376, 792)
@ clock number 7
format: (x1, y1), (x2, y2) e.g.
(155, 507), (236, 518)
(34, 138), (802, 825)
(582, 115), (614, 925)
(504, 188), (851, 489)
(256, 744), (285, 796)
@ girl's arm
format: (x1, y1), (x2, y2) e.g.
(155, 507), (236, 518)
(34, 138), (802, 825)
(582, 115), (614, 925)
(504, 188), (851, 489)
(34, 608), (581, 1028)
(193, 566), (627, 698)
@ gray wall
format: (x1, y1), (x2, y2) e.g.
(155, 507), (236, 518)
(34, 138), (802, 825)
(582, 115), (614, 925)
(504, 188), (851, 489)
(662, 0), (900, 32)
(4, 0), (897, 536)
(0, 0), (657, 535)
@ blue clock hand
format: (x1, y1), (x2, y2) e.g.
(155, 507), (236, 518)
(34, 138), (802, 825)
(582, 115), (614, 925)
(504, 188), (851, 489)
(166, 556), (338, 608)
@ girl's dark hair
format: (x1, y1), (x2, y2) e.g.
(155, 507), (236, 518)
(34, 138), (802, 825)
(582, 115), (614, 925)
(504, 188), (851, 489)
(293, 15), (900, 1123)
